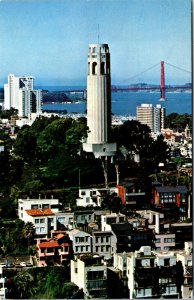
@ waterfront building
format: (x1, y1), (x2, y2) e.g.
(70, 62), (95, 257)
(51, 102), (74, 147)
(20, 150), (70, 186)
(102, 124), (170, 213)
(83, 43), (116, 158)
(4, 74), (42, 117)
(136, 103), (165, 133)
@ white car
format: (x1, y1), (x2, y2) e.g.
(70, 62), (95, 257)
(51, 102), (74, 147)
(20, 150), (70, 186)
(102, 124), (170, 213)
(20, 262), (26, 267)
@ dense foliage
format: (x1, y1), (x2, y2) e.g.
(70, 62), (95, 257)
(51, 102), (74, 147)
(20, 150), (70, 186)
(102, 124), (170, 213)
(0, 115), (172, 218)
(6, 266), (79, 299)
(165, 113), (192, 132)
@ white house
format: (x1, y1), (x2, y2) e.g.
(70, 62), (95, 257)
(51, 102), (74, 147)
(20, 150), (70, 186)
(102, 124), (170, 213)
(76, 187), (118, 207)
(71, 254), (107, 299)
(127, 246), (178, 299)
(68, 229), (92, 255)
(21, 208), (57, 237)
(92, 231), (117, 260)
(18, 196), (60, 220)
(101, 213), (126, 231)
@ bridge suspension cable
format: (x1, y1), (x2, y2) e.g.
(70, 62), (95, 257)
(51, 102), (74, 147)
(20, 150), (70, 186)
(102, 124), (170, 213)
(164, 61), (191, 74)
(123, 62), (160, 83)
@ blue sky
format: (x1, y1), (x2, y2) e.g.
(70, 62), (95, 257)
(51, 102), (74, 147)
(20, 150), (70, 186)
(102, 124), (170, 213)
(0, 0), (191, 86)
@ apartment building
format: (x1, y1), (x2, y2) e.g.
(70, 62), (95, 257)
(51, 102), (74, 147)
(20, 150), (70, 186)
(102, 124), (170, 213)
(71, 254), (107, 299)
(4, 73), (42, 117)
(92, 231), (116, 259)
(136, 103), (165, 133)
(127, 246), (178, 299)
(68, 229), (92, 255)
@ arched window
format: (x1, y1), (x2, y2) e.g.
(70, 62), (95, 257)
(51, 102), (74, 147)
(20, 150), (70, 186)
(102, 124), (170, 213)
(101, 62), (105, 75)
(92, 62), (97, 75)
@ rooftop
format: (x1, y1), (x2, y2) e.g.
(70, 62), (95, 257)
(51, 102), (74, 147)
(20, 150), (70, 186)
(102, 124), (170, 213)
(26, 208), (55, 216)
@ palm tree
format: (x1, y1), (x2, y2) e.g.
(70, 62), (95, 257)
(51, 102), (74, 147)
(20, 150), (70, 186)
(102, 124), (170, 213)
(22, 222), (35, 251)
(13, 271), (37, 299)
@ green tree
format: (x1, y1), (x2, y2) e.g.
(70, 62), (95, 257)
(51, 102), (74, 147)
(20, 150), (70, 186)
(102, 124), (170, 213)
(12, 271), (36, 299)
(22, 222), (35, 251)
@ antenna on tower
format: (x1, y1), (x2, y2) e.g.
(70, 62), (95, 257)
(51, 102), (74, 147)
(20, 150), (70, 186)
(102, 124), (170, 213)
(98, 24), (100, 43)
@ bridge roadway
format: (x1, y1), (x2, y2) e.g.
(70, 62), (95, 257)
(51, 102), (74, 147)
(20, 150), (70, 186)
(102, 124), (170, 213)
(55, 86), (191, 94)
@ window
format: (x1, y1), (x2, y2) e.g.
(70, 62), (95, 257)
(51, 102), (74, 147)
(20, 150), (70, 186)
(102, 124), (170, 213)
(86, 197), (90, 203)
(101, 246), (104, 252)
(40, 227), (45, 233)
(21, 213), (23, 218)
(86, 246), (89, 251)
(75, 246), (79, 252)
(92, 62), (97, 75)
(75, 268), (78, 273)
(40, 219), (45, 223)
(101, 237), (104, 243)
(106, 245), (110, 252)
(20, 207), (23, 211)
(95, 237), (99, 243)
(35, 219), (39, 224)
(80, 246), (84, 252)
(106, 236), (109, 243)
(42, 204), (49, 209)
(164, 258), (170, 266)
(31, 204), (38, 209)
(81, 191), (86, 196)
(164, 238), (175, 243)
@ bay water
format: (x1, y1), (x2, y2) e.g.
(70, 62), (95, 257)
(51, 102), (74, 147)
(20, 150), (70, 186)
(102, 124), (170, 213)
(40, 87), (192, 117)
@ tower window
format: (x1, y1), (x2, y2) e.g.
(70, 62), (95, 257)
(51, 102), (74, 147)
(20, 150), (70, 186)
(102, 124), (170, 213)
(88, 63), (90, 75)
(92, 62), (97, 75)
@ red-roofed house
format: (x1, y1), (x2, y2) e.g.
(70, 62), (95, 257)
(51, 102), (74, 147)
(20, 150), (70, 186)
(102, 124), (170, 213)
(21, 208), (57, 238)
(36, 234), (72, 266)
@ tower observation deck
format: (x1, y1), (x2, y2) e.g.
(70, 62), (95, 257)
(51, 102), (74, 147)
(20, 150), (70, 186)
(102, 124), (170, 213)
(83, 44), (116, 158)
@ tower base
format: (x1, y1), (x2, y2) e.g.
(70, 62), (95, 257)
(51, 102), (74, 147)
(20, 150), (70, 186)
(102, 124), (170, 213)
(83, 142), (117, 158)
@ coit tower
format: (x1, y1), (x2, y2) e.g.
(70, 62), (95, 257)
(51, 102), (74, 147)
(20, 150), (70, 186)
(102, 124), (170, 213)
(83, 43), (116, 158)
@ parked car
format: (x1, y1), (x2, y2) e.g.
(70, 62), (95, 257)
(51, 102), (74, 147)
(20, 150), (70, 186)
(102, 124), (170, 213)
(26, 262), (33, 267)
(0, 263), (6, 268)
(7, 263), (14, 268)
(20, 262), (26, 267)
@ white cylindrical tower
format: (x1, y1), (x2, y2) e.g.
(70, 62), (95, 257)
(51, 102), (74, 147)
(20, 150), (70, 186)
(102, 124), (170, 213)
(83, 43), (116, 158)
(87, 44), (111, 144)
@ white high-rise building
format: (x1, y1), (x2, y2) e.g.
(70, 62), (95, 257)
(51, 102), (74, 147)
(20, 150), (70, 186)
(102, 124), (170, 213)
(4, 74), (42, 117)
(136, 104), (165, 133)
(83, 44), (116, 158)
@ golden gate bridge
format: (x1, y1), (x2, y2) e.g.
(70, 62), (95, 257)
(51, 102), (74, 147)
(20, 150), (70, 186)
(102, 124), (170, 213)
(60, 61), (191, 101)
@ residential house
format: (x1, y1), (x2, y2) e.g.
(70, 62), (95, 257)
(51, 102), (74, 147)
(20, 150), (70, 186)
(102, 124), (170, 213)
(76, 187), (117, 207)
(136, 210), (176, 250)
(92, 231), (116, 260)
(117, 181), (146, 209)
(18, 196), (61, 217)
(55, 211), (74, 230)
(68, 229), (92, 255)
(127, 246), (179, 299)
(101, 213), (132, 252)
(36, 233), (72, 266)
(21, 208), (57, 238)
(71, 254), (107, 299)
(152, 185), (189, 220)
(176, 241), (193, 299)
